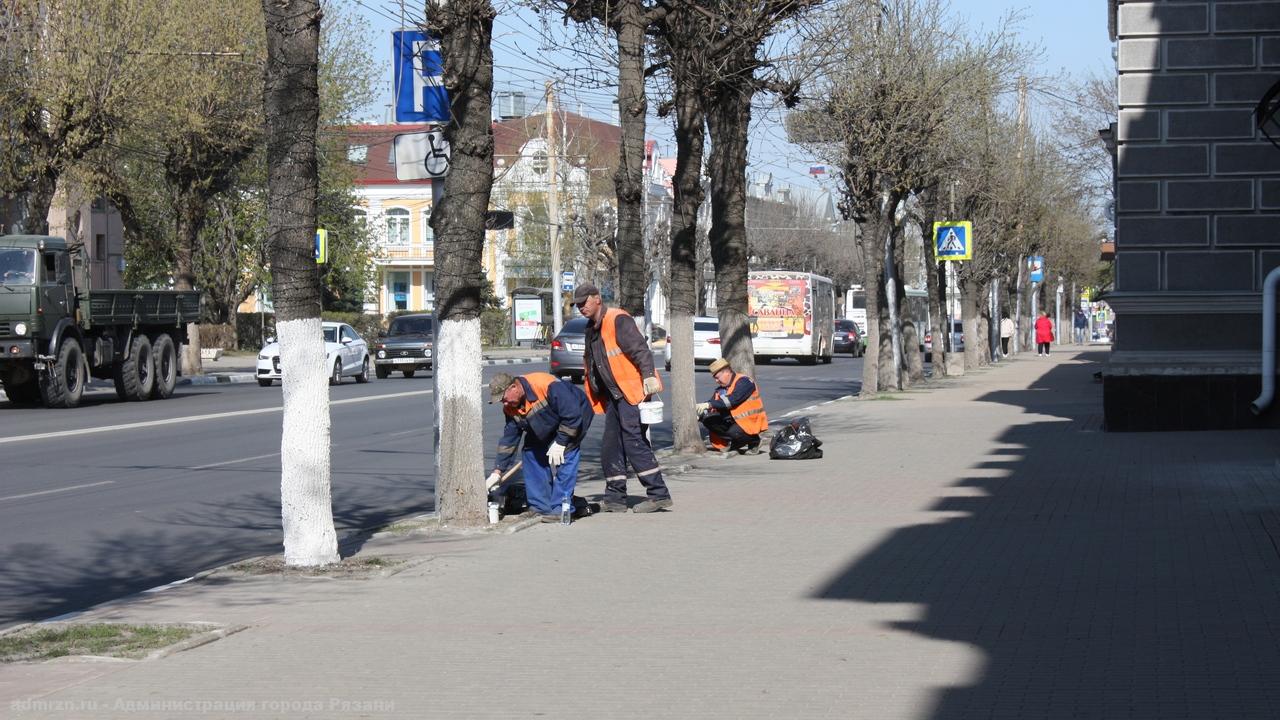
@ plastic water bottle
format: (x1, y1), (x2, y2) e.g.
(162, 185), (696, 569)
(560, 492), (572, 525)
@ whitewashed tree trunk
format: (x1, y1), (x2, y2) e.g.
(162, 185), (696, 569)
(278, 316), (338, 566)
(263, 0), (337, 566)
(434, 316), (486, 525)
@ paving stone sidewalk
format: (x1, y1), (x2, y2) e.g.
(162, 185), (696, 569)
(4, 349), (1280, 719)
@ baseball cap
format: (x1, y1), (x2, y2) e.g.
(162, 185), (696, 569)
(488, 372), (516, 403)
(572, 283), (600, 304)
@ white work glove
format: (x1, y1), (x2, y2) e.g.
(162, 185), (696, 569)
(546, 442), (566, 466)
(695, 402), (710, 415)
(642, 376), (661, 396)
(485, 470), (503, 490)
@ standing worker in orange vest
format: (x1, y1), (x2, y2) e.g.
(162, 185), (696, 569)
(574, 283), (673, 513)
(697, 357), (768, 454)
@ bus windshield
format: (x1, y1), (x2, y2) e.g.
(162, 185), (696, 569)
(0, 248), (36, 286)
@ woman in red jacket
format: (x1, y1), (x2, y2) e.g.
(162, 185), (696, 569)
(1034, 311), (1054, 356)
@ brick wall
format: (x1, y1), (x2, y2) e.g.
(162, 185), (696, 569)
(1106, 1), (1280, 429)
(1115, 1), (1280, 296)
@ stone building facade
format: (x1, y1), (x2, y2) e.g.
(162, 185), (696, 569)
(1106, 0), (1280, 430)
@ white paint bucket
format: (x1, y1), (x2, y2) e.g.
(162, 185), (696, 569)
(638, 399), (664, 424)
(487, 502), (500, 524)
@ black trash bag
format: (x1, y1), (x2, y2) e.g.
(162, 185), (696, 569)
(769, 416), (824, 460)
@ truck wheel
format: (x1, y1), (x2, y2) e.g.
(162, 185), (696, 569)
(41, 339), (87, 409)
(257, 378), (273, 387)
(3, 378), (42, 406)
(375, 365), (389, 379)
(355, 357), (370, 383)
(113, 334), (155, 401)
(402, 369), (416, 379)
(149, 333), (178, 399)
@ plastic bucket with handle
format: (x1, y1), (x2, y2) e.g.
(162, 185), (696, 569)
(638, 399), (664, 424)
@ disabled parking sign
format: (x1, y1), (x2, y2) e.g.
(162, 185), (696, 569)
(933, 221), (973, 261)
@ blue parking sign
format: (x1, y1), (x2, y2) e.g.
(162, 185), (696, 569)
(393, 31), (449, 123)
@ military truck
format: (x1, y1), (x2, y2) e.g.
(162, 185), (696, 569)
(0, 235), (200, 408)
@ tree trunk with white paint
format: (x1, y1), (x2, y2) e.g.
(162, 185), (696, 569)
(428, 0), (496, 527)
(276, 316), (338, 565)
(263, 0), (338, 567)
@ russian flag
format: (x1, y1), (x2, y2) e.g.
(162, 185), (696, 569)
(809, 165), (826, 175)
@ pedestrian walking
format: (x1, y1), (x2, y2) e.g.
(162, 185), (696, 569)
(486, 372), (594, 523)
(575, 283), (673, 513)
(999, 316), (1015, 356)
(1073, 309), (1088, 344)
(1035, 311), (1054, 356)
(697, 358), (767, 455)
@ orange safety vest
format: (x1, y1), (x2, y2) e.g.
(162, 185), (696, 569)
(585, 307), (662, 413)
(504, 372), (557, 420)
(725, 373), (767, 435)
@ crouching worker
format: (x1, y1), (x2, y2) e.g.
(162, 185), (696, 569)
(485, 372), (593, 523)
(696, 358), (767, 454)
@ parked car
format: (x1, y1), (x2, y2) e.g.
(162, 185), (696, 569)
(550, 317), (589, 382)
(833, 319), (864, 357)
(373, 314), (434, 378)
(256, 321), (370, 387)
(923, 320), (965, 355)
(664, 316), (722, 371)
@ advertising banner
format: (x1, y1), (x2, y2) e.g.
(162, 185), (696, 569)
(748, 276), (809, 339)
(513, 297), (543, 342)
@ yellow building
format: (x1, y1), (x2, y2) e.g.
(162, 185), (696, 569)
(348, 124), (439, 314)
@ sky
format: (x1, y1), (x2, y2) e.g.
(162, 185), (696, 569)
(349, 0), (1117, 194)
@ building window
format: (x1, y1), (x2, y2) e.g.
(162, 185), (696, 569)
(389, 271), (410, 311)
(421, 210), (434, 247)
(385, 207), (410, 246)
(94, 234), (106, 261)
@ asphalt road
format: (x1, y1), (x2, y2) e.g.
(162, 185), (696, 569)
(0, 354), (863, 627)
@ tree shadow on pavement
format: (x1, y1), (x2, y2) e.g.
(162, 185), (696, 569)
(812, 353), (1280, 719)
(0, 471), (437, 627)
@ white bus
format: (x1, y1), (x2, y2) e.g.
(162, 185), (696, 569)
(845, 285), (935, 353)
(748, 270), (835, 365)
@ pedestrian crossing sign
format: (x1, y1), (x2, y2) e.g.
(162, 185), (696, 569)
(933, 221), (973, 261)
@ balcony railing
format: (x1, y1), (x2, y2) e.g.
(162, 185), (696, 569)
(377, 244), (435, 264)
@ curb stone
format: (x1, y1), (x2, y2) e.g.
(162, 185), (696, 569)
(174, 356), (542, 388)
(0, 356), (545, 400)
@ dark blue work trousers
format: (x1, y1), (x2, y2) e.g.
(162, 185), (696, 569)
(601, 396), (670, 504)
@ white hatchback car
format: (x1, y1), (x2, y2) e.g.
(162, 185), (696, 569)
(256, 321), (371, 387)
(664, 316), (722, 371)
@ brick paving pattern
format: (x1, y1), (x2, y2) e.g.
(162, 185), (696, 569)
(2, 350), (1279, 719)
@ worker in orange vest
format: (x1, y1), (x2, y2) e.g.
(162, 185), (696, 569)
(575, 283), (672, 514)
(697, 357), (767, 454)
(485, 371), (593, 522)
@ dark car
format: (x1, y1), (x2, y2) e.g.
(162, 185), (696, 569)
(833, 319), (864, 357)
(549, 317), (589, 382)
(374, 314), (434, 378)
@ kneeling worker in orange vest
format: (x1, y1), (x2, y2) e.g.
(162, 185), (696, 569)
(697, 357), (767, 454)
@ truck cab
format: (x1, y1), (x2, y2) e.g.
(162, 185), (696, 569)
(0, 235), (77, 362)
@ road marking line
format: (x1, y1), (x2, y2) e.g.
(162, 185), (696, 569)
(0, 389), (433, 446)
(192, 452), (281, 471)
(141, 576), (195, 594)
(0, 480), (115, 502)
